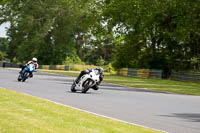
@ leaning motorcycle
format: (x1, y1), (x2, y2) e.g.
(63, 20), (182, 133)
(18, 64), (36, 82)
(71, 69), (100, 93)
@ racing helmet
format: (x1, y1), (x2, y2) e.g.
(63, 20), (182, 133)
(32, 57), (37, 62)
(98, 67), (104, 74)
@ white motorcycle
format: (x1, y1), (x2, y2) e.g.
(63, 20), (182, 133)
(71, 69), (100, 93)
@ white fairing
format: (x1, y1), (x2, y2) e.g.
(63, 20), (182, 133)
(75, 69), (100, 90)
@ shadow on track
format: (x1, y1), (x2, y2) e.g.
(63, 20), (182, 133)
(159, 113), (200, 122)
(66, 90), (97, 95)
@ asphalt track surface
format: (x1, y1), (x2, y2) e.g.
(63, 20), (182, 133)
(0, 69), (200, 133)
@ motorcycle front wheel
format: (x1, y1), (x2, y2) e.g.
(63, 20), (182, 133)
(81, 79), (92, 93)
(22, 72), (29, 82)
(17, 75), (22, 81)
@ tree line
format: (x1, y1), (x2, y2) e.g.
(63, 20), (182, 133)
(0, 0), (200, 76)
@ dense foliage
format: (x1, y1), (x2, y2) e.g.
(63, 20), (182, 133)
(0, 0), (94, 64)
(1, 0), (200, 74)
(0, 37), (8, 61)
(99, 0), (200, 73)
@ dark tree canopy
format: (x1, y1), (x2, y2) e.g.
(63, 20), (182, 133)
(0, 0), (200, 73)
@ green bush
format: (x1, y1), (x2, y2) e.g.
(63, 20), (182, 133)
(63, 56), (85, 65)
(96, 56), (104, 66)
(69, 64), (97, 71)
(0, 51), (7, 61)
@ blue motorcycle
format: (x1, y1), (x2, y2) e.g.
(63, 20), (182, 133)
(18, 64), (36, 82)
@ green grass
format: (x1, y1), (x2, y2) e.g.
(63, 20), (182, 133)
(103, 75), (200, 96)
(0, 88), (163, 133)
(39, 69), (200, 96)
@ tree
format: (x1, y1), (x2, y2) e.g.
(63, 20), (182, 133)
(96, 56), (104, 66)
(0, 37), (8, 61)
(1, 0), (94, 64)
(100, 0), (200, 72)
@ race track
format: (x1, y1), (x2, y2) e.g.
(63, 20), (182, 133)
(0, 68), (200, 133)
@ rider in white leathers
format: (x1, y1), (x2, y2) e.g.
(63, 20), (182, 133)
(72, 67), (104, 90)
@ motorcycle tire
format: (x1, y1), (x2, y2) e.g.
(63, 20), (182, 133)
(81, 79), (91, 93)
(17, 75), (22, 81)
(22, 72), (28, 82)
(22, 77), (27, 82)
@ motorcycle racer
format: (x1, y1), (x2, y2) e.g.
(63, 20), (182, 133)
(19, 57), (39, 78)
(72, 67), (104, 90)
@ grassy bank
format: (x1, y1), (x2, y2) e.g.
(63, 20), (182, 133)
(0, 88), (163, 133)
(39, 69), (200, 96)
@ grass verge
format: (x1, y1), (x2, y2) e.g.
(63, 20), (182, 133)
(0, 88), (163, 133)
(39, 69), (200, 96)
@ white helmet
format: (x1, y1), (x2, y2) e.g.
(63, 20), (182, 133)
(32, 57), (37, 62)
(98, 67), (104, 74)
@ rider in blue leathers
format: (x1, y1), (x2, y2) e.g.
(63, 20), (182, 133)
(20, 57), (39, 78)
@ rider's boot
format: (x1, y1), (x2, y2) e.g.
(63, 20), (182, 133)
(71, 84), (75, 89)
(71, 81), (76, 89)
